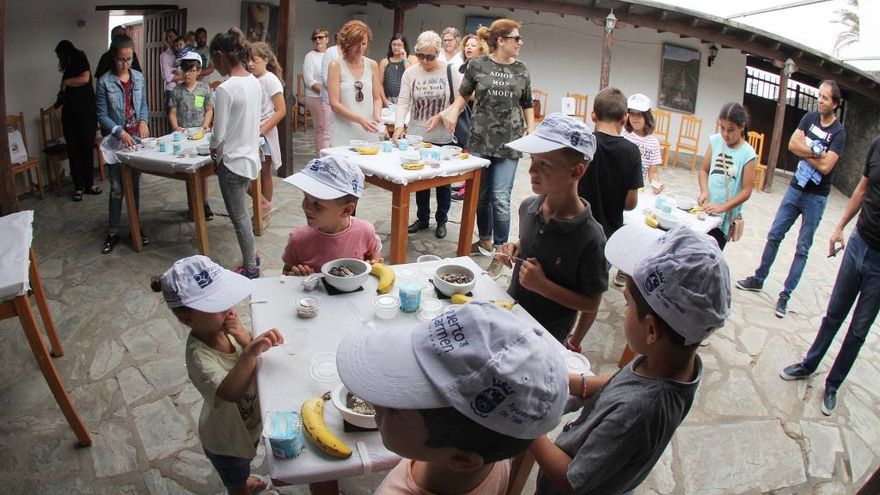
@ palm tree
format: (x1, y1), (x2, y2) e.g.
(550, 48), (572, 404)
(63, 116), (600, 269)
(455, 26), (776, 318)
(832, 0), (859, 57)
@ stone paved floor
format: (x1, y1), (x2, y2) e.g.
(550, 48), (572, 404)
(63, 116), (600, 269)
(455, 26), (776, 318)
(1, 130), (878, 494)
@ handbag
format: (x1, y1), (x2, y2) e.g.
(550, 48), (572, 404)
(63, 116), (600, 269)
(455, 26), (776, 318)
(724, 159), (744, 242)
(447, 63), (472, 148)
(7, 128), (28, 164)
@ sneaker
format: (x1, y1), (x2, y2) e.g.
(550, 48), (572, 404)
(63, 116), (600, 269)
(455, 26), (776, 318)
(140, 230), (150, 246)
(204, 203), (214, 221)
(775, 292), (790, 318)
(235, 265), (260, 279)
(735, 276), (763, 291)
(613, 271), (626, 287)
(821, 388), (837, 416)
(451, 191), (464, 201)
(101, 233), (119, 254)
(779, 362), (812, 381)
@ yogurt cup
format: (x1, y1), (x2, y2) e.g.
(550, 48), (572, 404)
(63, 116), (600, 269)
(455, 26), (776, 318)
(373, 294), (400, 319)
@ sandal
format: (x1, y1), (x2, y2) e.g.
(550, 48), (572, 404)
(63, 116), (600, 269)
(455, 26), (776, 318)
(85, 185), (103, 195)
(73, 191), (83, 202)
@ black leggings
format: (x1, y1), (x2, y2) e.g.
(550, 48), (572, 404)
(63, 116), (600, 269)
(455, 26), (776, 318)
(707, 227), (728, 251)
(62, 114), (97, 191)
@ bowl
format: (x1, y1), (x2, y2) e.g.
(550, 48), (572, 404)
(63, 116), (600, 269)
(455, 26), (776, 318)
(331, 384), (377, 429)
(406, 135), (424, 148)
(433, 264), (476, 297)
(320, 258), (371, 292)
(673, 195), (696, 211)
(399, 149), (421, 164)
(441, 145), (462, 159)
(196, 144), (211, 156)
(656, 212), (681, 231)
(349, 139), (369, 150)
(141, 137), (158, 149)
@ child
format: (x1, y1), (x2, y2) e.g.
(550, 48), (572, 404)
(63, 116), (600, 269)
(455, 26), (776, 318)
(697, 102), (757, 251)
(209, 28), (263, 279)
(622, 93), (664, 193)
(151, 255), (283, 495)
(531, 224), (731, 494)
(168, 51), (215, 220)
(569, 87), (643, 349)
(248, 42), (287, 214)
(281, 155), (382, 275)
(500, 113), (608, 344)
(336, 302), (569, 495)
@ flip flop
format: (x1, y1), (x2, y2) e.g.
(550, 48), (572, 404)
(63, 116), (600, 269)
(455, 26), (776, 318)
(73, 191), (83, 202)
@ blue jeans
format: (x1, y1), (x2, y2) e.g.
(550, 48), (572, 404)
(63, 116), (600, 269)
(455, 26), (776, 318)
(801, 230), (880, 390)
(416, 185), (451, 223)
(217, 162), (256, 269)
(471, 152), (519, 245)
(753, 186), (828, 296)
(107, 163), (140, 234)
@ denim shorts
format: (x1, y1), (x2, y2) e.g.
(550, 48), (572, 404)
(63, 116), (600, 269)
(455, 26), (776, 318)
(203, 447), (252, 488)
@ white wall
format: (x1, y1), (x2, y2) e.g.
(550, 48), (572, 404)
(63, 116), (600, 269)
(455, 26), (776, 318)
(5, 0), (745, 181)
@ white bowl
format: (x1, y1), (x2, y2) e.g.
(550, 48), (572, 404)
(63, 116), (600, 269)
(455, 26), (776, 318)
(433, 264), (476, 297)
(196, 144), (211, 156)
(407, 135), (424, 147)
(331, 384), (377, 429)
(441, 145), (462, 159)
(656, 212), (681, 231)
(320, 258), (371, 292)
(399, 149), (421, 164)
(673, 195), (696, 211)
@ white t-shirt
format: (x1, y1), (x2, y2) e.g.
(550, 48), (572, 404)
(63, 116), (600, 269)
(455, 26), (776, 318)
(320, 45), (340, 103)
(257, 71), (284, 123)
(304, 50), (324, 98)
(211, 73), (262, 180)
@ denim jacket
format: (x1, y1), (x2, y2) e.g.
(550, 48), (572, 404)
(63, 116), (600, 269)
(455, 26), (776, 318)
(96, 69), (149, 137)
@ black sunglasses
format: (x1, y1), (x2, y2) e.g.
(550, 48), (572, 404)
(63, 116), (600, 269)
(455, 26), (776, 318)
(502, 35), (523, 43)
(415, 53), (437, 62)
(312, 35), (327, 41)
(354, 81), (364, 103)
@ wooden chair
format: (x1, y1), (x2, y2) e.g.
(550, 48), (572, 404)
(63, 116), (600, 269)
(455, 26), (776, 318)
(747, 131), (767, 190)
(566, 92), (589, 123)
(532, 88), (548, 124)
(672, 114), (702, 171)
(6, 113), (45, 199)
(39, 107), (68, 196)
(653, 108), (672, 168)
(294, 74), (312, 132)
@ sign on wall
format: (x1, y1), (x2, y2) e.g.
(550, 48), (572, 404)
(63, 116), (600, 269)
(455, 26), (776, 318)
(658, 43), (701, 114)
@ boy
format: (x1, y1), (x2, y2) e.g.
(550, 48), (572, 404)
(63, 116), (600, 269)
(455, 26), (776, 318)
(336, 302), (569, 495)
(281, 155), (382, 275)
(153, 255), (283, 495)
(168, 51), (214, 219)
(568, 87), (643, 351)
(499, 113), (608, 344)
(531, 225), (731, 494)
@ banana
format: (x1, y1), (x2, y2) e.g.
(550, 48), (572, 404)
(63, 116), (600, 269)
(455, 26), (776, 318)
(300, 392), (352, 459)
(422, 142), (433, 148)
(451, 294), (472, 305)
(189, 130), (205, 141)
(370, 263), (396, 294)
(457, 152), (470, 160)
(357, 147), (379, 155)
(491, 299), (516, 310)
(645, 215), (659, 228)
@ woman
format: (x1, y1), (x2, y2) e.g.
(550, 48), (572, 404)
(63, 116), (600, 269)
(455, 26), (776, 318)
(394, 31), (455, 239)
(303, 27), (331, 154)
(440, 27), (463, 66)
(378, 34), (417, 106)
(54, 40), (101, 202)
(248, 41), (286, 213)
(450, 33), (490, 201)
(96, 34), (149, 254)
(430, 19), (534, 251)
(622, 93), (663, 193)
(210, 28), (263, 278)
(698, 102), (757, 250)
(328, 20), (383, 146)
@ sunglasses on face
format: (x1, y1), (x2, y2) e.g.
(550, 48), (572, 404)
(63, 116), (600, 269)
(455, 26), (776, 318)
(312, 35), (327, 41)
(415, 53), (437, 62)
(354, 81), (364, 103)
(502, 35), (523, 43)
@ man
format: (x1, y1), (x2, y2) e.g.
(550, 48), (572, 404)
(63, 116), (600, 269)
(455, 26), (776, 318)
(160, 28), (183, 102)
(94, 25), (142, 81)
(194, 27), (215, 79)
(736, 80), (846, 318)
(779, 134), (880, 416)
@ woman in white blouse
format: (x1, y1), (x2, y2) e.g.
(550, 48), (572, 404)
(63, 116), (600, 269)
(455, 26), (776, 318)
(303, 28), (330, 155)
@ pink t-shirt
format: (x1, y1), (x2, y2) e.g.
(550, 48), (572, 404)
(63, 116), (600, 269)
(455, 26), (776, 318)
(282, 217), (382, 271)
(376, 458), (510, 495)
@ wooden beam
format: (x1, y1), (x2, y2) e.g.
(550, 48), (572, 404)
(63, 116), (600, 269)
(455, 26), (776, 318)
(393, 7), (405, 33)
(277, 0), (296, 177)
(764, 63), (793, 191)
(0, 0), (19, 215)
(599, 27), (613, 90)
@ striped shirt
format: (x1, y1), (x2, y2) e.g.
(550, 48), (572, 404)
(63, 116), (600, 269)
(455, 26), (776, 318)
(623, 131), (662, 180)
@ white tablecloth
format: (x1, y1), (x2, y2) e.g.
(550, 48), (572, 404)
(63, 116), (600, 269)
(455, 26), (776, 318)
(623, 191), (722, 235)
(115, 133), (213, 174)
(249, 256), (548, 485)
(0, 210), (33, 301)
(320, 146), (489, 186)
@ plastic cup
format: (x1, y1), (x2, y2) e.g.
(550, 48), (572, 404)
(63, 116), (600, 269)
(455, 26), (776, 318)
(173, 143), (182, 154)
(173, 131), (182, 142)
(373, 294), (400, 320)
(398, 138), (409, 151)
(382, 140), (393, 152)
(158, 140), (168, 153)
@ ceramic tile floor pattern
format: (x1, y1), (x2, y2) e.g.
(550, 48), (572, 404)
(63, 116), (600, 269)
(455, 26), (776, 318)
(1, 133), (878, 494)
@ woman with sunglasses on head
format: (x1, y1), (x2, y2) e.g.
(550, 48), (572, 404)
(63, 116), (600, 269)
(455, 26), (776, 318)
(328, 20), (383, 147)
(449, 33), (490, 201)
(393, 31), (455, 239)
(429, 19), (534, 252)
(378, 33), (417, 107)
(304, 28), (331, 154)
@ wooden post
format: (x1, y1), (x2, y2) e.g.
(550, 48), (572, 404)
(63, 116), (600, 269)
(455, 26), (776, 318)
(0, 0), (20, 215)
(764, 58), (795, 191)
(393, 7), (405, 35)
(278, 0), (296, 177)
(599, 21), (614, 90)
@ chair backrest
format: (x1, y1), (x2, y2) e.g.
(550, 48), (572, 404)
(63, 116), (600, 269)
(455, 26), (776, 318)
(566, 93), (589, 122)
(39, 107), (64, 148)
(653, 109), (671, 142)
(532, 88), (548, 118)
(296, 74), (306, 102)
(677, 114), (702, 148)
(747, 131), (765, 162)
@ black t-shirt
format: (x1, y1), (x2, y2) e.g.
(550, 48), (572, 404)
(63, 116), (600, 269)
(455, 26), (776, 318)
(94, 49), (142, 83)
(788, 111), (846, 197)
(857, 136), (880, 250)
(577, 132), (644, 238)
(59, 50), (96, 116)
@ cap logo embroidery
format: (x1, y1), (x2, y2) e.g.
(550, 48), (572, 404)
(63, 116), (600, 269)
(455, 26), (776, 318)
(351, 179), (360, 195)
(643, 268), (664, 295)
(193, 269), (213, 289)
(471, 377), (514, 418)
(570, 133), (580, 147)
(309, 160), (324, 172)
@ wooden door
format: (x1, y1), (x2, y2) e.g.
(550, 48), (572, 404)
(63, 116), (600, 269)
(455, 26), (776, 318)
(126, 23), (145, 68)
(143, 9), (187, 137)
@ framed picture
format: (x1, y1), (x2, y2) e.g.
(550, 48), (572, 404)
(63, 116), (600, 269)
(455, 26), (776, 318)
(464, 16), (499, 35)
(240, 1), (279, 53)
(657, 44), (701, 114)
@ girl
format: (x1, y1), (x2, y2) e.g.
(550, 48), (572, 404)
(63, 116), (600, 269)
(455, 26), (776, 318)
(698, 102), (757, 250)
(450, 33), (490, 201)
(328, 20), (383, 146)
(622, 93), (664, 194)
(248, 41), (286, 213)
(210, 28), (263, 278)
(378, 33), (417, 106)
(151, 255), (282, 495)
(303, 27), (331, 154)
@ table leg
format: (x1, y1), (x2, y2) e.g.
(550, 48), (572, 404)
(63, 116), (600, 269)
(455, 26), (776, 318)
(185, 180), (195, 222)
(252, 175), (264, 236)
(389, 186), (410, 264)
(308, 480), (340, 495)
(458, 169), (482, 256)
(122, 165), (143, 252)
(190, 170), (210, 256)
(506, 450), (536, 495)
(13, 295), (91, 447)
(29, 249), (63, 357)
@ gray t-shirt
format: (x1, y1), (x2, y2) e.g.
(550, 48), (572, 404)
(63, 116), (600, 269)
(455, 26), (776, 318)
(537, 355), (702, 495)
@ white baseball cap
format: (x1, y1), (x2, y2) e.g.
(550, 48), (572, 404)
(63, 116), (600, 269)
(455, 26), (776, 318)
(176, 51), (203, 67)
(506, 112), (596, 161)
(627, 93), (652, 112)
(283, 155), (365, 200)
(605, 225), (731, 345)
(336, 302), (569, 439)
(159, 255), (253, 313)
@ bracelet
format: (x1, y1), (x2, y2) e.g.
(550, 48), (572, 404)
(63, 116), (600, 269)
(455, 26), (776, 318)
(580, 373), (588, 399)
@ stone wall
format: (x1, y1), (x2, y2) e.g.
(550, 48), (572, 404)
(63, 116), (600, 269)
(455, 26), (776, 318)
(835, 92), (880, 195)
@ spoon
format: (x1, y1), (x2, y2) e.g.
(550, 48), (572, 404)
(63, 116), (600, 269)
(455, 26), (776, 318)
(475, 244), (525, 264)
